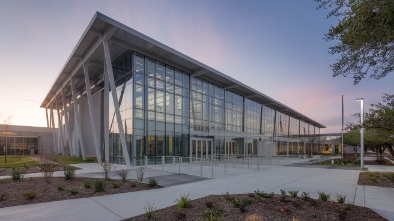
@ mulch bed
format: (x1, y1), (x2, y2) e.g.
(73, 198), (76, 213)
(364, 160), (394, 166)
(358, 172), (394, 188)
(0, 165), (66, 176)
(0, 177), (158, 208)
(126, 193), (387, 221)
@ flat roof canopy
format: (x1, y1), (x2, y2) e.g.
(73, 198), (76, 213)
(41, 12), (325, 129)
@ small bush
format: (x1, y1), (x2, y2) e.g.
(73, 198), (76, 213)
(57, 184), (65, 191)
(176, 193), (191, 209)
(245, 214), (263, 221)
(203, 209), (223, 221)
(301, 192), (310, 201)
(64, 166), (76, 180)
(344, 203), (352, 211)
(83, 180), (91, 188)
(148, 177), (158, 188)
(23, 190), (37, 200)
(0, 192), (6, 201)
(173, 211), (186, 220)
(130, 181), (138, 188)
(40, 163), (55, 184)
(318, 191), (330, 201)
(254, 190), (274, 198)
(118, 169), (129, 181)
(336, 194), (346, 204)
(94, 180), (106, 192)
(111, 182), (120, 188)
(70, 187), (79, 195)
(102, 161), (112, 181)
(11, 168), (24, 181)
(144, 202), (156, 220)
(288, 190), (298, 197)
(280, 189), (286, 196)
(242, 199), (253, 205)
(205, 201), (213, 208)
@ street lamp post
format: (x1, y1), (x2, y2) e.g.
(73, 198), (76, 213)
(356, 98), (364, 170)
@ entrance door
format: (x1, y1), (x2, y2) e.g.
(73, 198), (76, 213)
(190, 137), (213, 161)
(225, 141), (238, 160)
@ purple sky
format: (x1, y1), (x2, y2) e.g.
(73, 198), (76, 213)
(0, 0), (393, 133)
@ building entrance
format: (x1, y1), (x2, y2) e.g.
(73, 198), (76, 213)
(190, 137), (213, 161)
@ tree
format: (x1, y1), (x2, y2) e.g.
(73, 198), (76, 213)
(316, 0), (394, 84)
(343, 130), (360, 156)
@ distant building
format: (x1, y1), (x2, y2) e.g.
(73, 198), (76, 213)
(40, 12), (325, 166)
(0, 124), (53, 155)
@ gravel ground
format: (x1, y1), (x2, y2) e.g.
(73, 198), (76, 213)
(0, 177), (157, 208)
(126, 193), (387, 221)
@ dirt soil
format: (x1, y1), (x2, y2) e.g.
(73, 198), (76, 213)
(364, 160), (394, 166)
(126, 193), (386, 221)
(0, 177), (157, 208)
(0, 165), (66, 176)
(358, 172), (394, 188)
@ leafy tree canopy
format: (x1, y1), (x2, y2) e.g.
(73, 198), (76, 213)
(316, 0), (394, 84)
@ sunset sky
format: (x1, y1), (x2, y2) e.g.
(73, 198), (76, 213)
(0, 0), (393, 133)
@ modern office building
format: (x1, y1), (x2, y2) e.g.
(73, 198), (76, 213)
(41, 12), (325, 166)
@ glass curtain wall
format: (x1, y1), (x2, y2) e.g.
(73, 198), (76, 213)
(132, 52), (190, 165)
(109, 51), (133, 164)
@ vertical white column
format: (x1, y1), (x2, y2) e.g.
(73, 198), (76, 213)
(71, 78), (86, 159)
(50, 103), (57, 154)
(103, 40), (131, 167)
(83, 63), (102, 164)
(62, 89), (74, 156)
(45, 108), (49, 128)
(55, 99), (64, 154)
(104, 64), (110, 163)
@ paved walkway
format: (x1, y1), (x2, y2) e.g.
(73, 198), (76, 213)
(0, 162), (393, 221)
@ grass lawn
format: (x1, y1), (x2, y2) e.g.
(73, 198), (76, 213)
(0, 155), (96, 168)
(0, 156), (41, 168)
(315, 159), (360, 167)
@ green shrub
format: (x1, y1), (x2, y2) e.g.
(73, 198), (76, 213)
(148, 177), (158, 188)
(144, 202), (156, 220)
(11, 168), (24, 181)
(318, 191), (330, 201)
(94, 180), (106, 192)
(176, 193), (191, 209)
(118, 169), (129, 181)
(254, 190), (274, 198)
(242, 199), (253, 205)
(203, 209), (223, 221)
(23, 190), (37, 200)
(344, 203), (352, 211)
(280, 189), (286, 196)
(57, 184), (65, 191)
(64, 166), (76, 180)
(288, 190), (298, 197)
(130, 181), (138, 188)
(336, 194), (346, 204)
(83, 180), (91, 188)
(0, 192), (6, 201)
(301, 192), (310, 201)
(40, 163), (55, 184)
(70, 187), (79, 195)
(111, 182), (120, 188)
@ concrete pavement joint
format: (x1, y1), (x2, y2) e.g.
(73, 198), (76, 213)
(88, 197), (124, 220)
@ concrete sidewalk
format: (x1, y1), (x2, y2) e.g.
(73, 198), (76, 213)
(0, 163), (393, 221)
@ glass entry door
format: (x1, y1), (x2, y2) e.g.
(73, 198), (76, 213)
(225, 141), (237, 159)
(190, 138), (213, 161)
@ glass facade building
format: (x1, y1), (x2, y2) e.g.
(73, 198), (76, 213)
(41, 12), (325, 166)
(106, 51), (324, 164)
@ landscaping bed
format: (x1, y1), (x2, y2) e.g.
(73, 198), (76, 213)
(126, 192), (386, 221)
(0, 177), (158, 208)
(358, 172), (394, 188)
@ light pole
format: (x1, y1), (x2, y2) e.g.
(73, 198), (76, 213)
(356, 98), (364, 170)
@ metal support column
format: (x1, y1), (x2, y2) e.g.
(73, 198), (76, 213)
(83, 63), (102, 164)
(45, 108), (49, 128)
(104, 63), (110, 163)
(71, 78), (86, 159)
(56, 98), (64, 154)
(50, 103), (57, 154)
(103, 40), (131, 167)
(62, 89), (74, 156)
